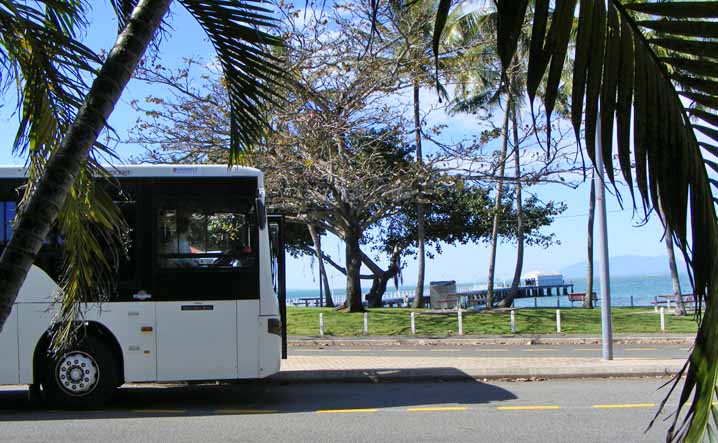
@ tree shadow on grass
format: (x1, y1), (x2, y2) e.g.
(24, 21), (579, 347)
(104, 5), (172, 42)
(0, 368), (516, 421)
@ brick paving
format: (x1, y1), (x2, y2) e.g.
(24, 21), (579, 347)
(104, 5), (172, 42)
(278, 355), (684, 381)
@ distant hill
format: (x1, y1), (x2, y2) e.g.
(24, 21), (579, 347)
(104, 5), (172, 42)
(560, 255), (687, 278)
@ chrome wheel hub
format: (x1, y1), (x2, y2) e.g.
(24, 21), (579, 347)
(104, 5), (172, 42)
(56, 352), (99, 396)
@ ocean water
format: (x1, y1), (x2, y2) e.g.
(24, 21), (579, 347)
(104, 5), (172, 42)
(287, 273), (692, 308)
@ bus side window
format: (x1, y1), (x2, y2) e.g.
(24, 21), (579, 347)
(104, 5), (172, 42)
(153, 193), (260, 302)
(1, 201), (16, 244)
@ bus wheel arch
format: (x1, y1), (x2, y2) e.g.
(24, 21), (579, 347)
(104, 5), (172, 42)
(33, 322), (125, 407)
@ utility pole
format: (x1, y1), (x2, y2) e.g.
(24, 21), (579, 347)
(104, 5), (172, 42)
(595, 114), (613, 360)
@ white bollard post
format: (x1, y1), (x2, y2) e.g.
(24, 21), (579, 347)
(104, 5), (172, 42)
(319, 313), (324, 337)
(556, 309), (561, 333)
(660, 307), (666, 332)
(458, 309), (464, 336)
(510, 309), (516, 334)
(410, 312), (416, 335)
(363, 312), (368, 336)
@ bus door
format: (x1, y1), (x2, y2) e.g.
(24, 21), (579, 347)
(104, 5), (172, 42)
(150, 182), (259, 380)
(268, 215), (287, 359)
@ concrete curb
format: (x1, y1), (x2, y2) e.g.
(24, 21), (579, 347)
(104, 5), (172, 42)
(273, 364), (684, 383)
(288, 334), (695, 347)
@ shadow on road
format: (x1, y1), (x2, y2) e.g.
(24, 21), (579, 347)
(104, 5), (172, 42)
(0, 368), (516, 421)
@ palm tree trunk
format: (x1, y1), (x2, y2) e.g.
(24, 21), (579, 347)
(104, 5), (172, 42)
(584, 173), (596, 309)
(0, 0), (170, 333)
(500, 105), (523, 308)
(308, 224), (334, 308)
(665, 231), (686, 316)
(486, 97), (511, 310)
(412, 79), (426, 309)
(657, 201), (686, 316)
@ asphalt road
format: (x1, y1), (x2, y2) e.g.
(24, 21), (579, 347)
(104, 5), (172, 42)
(0, 378), (686, 442)
(290, 342), (692, 359)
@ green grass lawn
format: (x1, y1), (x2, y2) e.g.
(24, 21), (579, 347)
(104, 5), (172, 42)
(286, 307), (698, 336)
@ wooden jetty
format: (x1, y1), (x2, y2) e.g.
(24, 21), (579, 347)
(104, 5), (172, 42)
(449, 283), (575, 308)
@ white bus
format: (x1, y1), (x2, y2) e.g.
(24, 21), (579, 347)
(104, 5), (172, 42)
(0, 165), (287, 408)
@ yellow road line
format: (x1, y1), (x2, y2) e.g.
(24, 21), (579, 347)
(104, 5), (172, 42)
(680, 348), (692, 352)
(130, 409), (187, 414)
(592, 403), (655, 409)
(481, 349), (508, 352)
(497, 405), (560, 411)
(574, 348), (600, 351)
(216, 409), (276, 414)
(522, 349), (556, 352)
(625, 348), (657, 351)
(338, 349), (371, 352)
(316, 408), (378, 414)
(386, 349), (416, 352)
(407, 406), (469, 412)
(429, 349), (461, 352)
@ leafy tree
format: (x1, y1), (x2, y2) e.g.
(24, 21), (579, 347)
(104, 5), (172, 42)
(383, 0), (444, 308)
(0, 0), (281, 345)
(434, 1), (718, 440)
(365, 178), (566, 307)
(129, 16), (567, 312)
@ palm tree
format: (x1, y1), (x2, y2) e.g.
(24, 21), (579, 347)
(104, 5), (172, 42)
(387, 0), (440, 309)
(444, 6), (527, 310)
(584, 173), (595, 309)
(0, 0), (281, 343)
(501, 103), (524, 308)
(435, 1), (718, 440)
(658, 200), (686, 316)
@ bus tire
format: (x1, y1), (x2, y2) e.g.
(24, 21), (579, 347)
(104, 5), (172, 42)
(42, 335), (118, 409)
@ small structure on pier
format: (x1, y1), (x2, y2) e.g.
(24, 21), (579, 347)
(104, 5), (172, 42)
(449, 272), (574, 309)
(522, 271), (564, 287)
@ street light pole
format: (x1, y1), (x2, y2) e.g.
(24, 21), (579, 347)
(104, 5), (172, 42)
(595, 114), (613, 360)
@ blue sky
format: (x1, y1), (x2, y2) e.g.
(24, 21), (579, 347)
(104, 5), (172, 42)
(0, 3), (683, 290)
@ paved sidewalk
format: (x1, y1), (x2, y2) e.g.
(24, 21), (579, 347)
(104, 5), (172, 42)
(277, 354), (686, 382)
(280, 333), (693, 382)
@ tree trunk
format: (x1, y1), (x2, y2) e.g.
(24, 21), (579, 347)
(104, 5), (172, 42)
(362, 248), (400, 308)
(485, 98), (511, 310)
(367, 273), (391, 308)
(658, 202), (686, 316)
(584, 173), (596, 309)
(308, 224), (334, 308)
(344, 228), (364, 312)
(0, 0), (170, 333)
(665, 232), (687, 316)
(412, 79), (426, 309)
(499, 105), (523, 308)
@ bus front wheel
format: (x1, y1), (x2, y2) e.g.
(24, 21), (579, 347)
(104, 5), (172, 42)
(42, 335), (118, 409)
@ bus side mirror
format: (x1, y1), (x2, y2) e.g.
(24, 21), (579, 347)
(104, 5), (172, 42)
(256, 197), (267, 230)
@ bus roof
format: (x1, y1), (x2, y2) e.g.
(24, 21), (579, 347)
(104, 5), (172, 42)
(0, 164), (263, 179)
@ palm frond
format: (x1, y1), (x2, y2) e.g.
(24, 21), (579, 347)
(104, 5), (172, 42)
(50, 163), (128, 352)
(434, 1), (718, 441)
(179, 0), (284, 162)
(0, 1), (131, 350)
